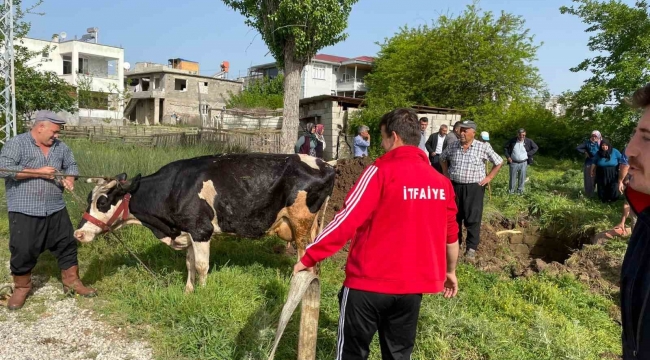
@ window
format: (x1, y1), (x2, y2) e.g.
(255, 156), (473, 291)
(200, 104), (209, 115)
(174, 78), (187, 91)
(78, 57), (89, 74)
(312, 65), (326, 80)
(203, 82), (208, 87)
(62, 55), (72, 75)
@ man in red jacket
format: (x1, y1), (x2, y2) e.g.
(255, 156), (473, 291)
(293, 108), (460, 360)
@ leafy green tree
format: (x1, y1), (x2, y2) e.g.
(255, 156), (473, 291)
(559, 0), (650, 146)
(222, 0), (359, 153)
(352, 4), (543, 151)
(365, 4), (542, 112)
(227, 74), (284, 109)
(14, 60), (76, 123)
(0, 0), (76, 131)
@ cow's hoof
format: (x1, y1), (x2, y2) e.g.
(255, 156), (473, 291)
(184, 285), (194, 294)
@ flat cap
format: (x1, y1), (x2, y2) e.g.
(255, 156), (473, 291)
(34, 110), (66, 124)
(458, 120), (477, 130)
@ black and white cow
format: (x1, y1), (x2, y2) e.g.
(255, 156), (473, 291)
(75, 153), (336, 292)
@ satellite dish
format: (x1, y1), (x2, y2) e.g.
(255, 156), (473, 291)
(59, 31), (67, 40)
(123, 62), (131, 71)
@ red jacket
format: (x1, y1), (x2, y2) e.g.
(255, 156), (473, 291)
(300, 145), (459, 294)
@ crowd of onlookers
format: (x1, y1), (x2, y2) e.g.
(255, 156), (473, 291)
(296, 118), (636, 243)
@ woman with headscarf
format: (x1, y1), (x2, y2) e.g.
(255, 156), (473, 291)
(295, 122), (317, 156)
(314, 124), (326, 158)
(590, 138), (625, 202)
(576, 130), (602, 197)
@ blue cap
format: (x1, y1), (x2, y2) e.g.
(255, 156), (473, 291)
(33, 110), (66, 124)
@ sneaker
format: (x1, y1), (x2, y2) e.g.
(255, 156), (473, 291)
(465, 248), (476, 259)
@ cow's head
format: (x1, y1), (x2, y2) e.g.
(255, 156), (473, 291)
(74, 173), (141, 243)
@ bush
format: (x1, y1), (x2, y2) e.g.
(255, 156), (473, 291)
(227, 75), (284, 110)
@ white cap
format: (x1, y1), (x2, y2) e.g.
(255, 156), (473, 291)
(480, 131), (490, 141)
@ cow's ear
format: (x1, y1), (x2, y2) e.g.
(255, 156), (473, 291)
(116, 173), (128, 182)
(119, 174), (141, 193)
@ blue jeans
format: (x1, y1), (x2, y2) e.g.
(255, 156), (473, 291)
(509, 162), (528, 194)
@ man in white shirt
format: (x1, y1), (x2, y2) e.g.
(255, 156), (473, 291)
(425, 124), (449, 173)
(504, 128), (539, 194)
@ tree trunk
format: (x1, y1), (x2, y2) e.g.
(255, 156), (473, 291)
(281, 40), (303, 154)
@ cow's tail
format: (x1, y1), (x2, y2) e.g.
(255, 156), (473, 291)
(267, 271), (320, 360)
(268, 197), (329, 360)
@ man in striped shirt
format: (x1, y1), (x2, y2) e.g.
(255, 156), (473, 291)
(440, 120), (503, 259)
(0, 111), (96, 310)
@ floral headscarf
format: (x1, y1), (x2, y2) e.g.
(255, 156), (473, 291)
(591, 130), (602, 145)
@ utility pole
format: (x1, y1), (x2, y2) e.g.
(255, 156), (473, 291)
(0, 0), (16, 143)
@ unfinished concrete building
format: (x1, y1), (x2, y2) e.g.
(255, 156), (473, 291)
(124, 59), (242, 126)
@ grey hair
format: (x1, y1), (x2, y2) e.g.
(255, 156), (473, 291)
(358, 125), (369, 134)
(439, 124), (448, 129)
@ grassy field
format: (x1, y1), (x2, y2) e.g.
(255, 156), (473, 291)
(0, 140), (626, 359)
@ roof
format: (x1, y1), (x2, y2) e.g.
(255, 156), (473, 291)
(411, 104), (466, 114)
(250, 53), (375, 69)
(313, 54), (350, 63)
(169, 58), (198, 63)
(300, 95), (365, 107)
(125, 67), (242, 84)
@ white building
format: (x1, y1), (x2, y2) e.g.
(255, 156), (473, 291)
(248, 54), (374, 99)
(543, 95), (567, 117)
(20, 31), (125, 125)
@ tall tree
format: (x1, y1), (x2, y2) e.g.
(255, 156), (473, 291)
(365, 4), (542, 112)
(560, 0), (650, 145)
(222, 0), (359, 153)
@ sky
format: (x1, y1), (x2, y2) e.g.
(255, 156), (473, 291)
(24, 0), (627, 95)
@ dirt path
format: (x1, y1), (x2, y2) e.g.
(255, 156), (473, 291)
(0, 276), (152, 360)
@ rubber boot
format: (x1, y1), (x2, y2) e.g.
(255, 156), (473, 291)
(7, 273), (32, 310)
(61, 265), (97, 297)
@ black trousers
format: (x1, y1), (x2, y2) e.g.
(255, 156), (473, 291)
(596, 165), (620, 203)
(452, 182), (485, 251)
(336, 287), (422, 360)
(431, 154), (443, 173)
(9, 208), (78, 276)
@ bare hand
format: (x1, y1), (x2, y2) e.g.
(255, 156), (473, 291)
(590, 170), (596, 178)
(443, 272), (458, 298)
(619, 181), (625, 194)
(479, 176), (492, 186)
(36, 166), (56, 179)
(293, 260), (308, 275)
(430, 152), (436, 157)
(507, 158), (512, 164)
(62, 177), (75, 192)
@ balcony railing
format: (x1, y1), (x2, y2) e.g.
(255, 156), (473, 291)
(77, 71), (119, 80)
(337, 77), (365, 84)
(336, 78), (367, 92)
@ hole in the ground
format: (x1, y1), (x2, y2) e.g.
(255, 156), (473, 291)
(504, 225), (595, 263)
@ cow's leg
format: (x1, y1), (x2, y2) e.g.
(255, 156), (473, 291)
(185, 242), (196, 293)
(192, 239), (211, 287)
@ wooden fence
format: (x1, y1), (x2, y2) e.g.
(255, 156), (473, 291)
(59, 128), (283, 153)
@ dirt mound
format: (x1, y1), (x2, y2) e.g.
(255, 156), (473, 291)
(325, 157), (374, 223)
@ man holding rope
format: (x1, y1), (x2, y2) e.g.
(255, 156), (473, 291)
(0, 110), (96, 310)
(294, 108), (459, 359)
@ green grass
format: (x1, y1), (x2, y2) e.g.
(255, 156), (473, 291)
(0, 140), (624, 359)
(484, 157), (622, 238)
